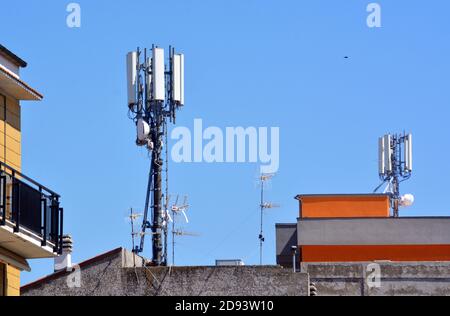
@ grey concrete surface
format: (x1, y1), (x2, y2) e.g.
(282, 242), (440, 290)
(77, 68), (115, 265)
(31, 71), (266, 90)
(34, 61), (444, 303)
(21, 248), (310, 296)
(298, 217), (450, 245)
(276, 224), (298, 268)
(303, 262), (450, 296)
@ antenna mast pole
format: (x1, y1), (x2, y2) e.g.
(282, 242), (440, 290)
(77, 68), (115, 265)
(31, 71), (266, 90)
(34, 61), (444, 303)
(172, 205), (176, 266)
(259, 177), (264, 266)
(259, 177), (264, 265)
(126, 45), (185, 266)
(259, 174), (278, 265)
(391, 134), (401, 217)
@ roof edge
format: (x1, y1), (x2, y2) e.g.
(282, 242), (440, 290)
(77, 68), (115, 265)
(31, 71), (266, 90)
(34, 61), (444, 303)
(21, 247), (124, 291)
(295, 193), (390, 201)
(0, 45), (27, 68)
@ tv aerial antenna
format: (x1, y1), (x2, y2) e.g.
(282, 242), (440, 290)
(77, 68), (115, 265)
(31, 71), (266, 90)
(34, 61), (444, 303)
(169, 195), (197, 266)
(126, 45), (185, 266)
(259, 173), (279, 265)
(374, 133), (414, 217)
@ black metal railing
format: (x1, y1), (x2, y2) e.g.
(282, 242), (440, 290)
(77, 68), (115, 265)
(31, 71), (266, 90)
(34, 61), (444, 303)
(0, 161), (63, 255)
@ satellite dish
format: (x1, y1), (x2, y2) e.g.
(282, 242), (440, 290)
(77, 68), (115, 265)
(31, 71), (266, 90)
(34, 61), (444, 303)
(400, 194), (415, 207)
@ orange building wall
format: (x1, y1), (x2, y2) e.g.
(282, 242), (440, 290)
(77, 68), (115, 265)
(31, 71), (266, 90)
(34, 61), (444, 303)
(299, 195), (390, 218)
(302, 245), (450, 262)
(297, 195), (450, 263)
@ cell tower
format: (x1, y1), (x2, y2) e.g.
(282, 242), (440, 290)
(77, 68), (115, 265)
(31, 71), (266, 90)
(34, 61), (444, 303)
(259, 173), (279, 265)
(126, 45), (185, 266)
(376, 133), (414, 217)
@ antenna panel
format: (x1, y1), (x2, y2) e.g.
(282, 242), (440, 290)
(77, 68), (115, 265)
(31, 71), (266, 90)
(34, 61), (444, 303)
(384, 134), (392, 173)
(146, 57), (152, 98)
(378, 137), (385, 175)
(405, 134), (413, 172)
(172, 54), (184, 104)
(152, 47), (165, 101)
(126, 52), (138, 106)
(180, 54), (185, 105)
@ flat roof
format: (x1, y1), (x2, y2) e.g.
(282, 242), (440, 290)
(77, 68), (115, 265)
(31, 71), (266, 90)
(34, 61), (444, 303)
(0, 44), (27, 68)
(295, 193), (389, 200)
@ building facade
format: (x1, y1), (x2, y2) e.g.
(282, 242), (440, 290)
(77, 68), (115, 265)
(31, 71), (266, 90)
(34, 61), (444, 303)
(277, 194), (450, 266)
(0, 44), (63, 296)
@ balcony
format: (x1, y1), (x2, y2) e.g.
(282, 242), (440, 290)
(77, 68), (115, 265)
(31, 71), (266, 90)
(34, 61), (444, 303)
(0, 161), (63, 259)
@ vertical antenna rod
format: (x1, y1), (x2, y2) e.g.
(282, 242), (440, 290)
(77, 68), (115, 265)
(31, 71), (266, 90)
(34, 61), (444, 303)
(259, 177), (265, 266)
(259, 173), (278, 265)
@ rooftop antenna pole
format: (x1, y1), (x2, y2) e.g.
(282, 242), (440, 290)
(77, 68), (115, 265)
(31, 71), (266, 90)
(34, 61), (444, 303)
(126, 45), (185, 266)
(259, 173), (278, 265)
(170, 195), (194, 266)
(172, 195), (179, 266)
(259, 177), (264, 265)
(130, 208), (136, 253)
(130, 208), (137, 267)
(376, 133), (413, 217)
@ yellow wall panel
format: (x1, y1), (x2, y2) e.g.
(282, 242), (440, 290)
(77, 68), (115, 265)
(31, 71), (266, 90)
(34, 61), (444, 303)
(6, 113), (20, 131)
(5, 125), (21, 143)
(6, 265), (21, 296)
(0, 262), (5, 296)
(7, 265), (20, 278)
(6, 146), (21, 159)
(6, 143), (21, 158)
(1, 93), (22, 173)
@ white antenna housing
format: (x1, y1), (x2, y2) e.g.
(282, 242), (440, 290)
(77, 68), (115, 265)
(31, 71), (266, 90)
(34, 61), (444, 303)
(146, 57), (152, 96)
(384, 134), (393, 173)
(152, 47), (165, 101)
(405, 134), (413, 172)
(172, 53), (184, 105)
(126, 52), (138, 106)
(137, 118), (150, 142)
(378, 137), (386, 176)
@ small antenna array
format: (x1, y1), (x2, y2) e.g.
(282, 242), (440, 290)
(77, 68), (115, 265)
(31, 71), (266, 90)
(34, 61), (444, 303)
(376, 133), (413, 217)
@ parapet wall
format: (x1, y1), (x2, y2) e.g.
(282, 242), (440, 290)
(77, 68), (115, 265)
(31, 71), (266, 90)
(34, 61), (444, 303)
(303, 262), (450, 296)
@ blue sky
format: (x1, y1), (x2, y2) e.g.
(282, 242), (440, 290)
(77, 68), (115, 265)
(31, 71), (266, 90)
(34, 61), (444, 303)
(1, 0), (450, 284)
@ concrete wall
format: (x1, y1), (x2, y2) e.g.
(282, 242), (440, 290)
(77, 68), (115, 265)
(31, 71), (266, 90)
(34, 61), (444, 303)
(276, 224), (298, 269)
(303, 262), (450, 296)
(22, 248), (310, 296)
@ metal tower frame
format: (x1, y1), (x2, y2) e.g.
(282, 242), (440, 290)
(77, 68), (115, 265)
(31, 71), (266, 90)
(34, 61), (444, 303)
(375, 133), (413, 217)
(127, 45), (184, 266)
